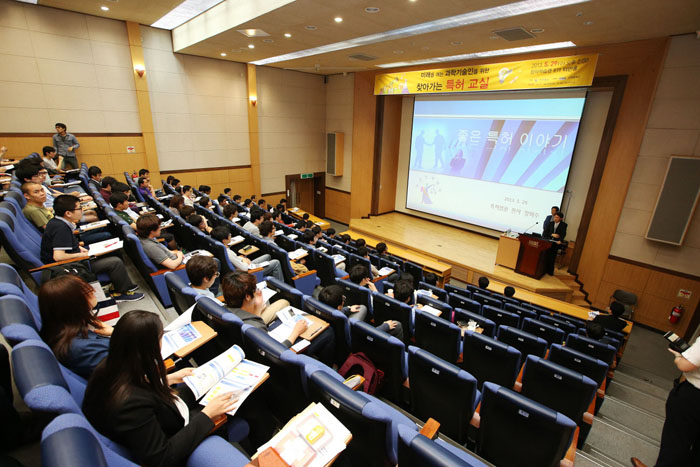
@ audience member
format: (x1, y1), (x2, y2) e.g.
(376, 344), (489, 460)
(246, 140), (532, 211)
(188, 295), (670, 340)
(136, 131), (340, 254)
(423, 272), (438, 286)
(100, 176), (117, 204)
(137, 177), (156, 199)
(325, 228), (336, 239)
(136, 213), (184, 270)
(242, 210), (263, 237)
(183, 185), (195, 206)
(199, 197), (213, 211)
(169, 195), (185, 217)
(478, 276), (490, 290)
(375, 242), (388, 256)
(41, 146), (60, 176)
(21, 182), (53, 231)
(258, 199), (267, 211)
(110, 192), (139, 224)
(593, 301), (628, 333)
(223, 204), (239, 223)
(185, 255), (220, 301)
(211, 226), (284, 281)
(504, 286), (516, 298)
(87, 166), (102, 192)
(186, 214), (212, 234)
(179, 205), (195, 219)
(356, 247), (379, 278)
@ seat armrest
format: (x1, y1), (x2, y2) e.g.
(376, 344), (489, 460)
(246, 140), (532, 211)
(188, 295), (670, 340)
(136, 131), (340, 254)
(151, 264), (186, 276)
(560, 426), (579, 467)
(292, 269), (317, 280)
(469, 402), (481, 429)
(29, 257), (89, 272)
(419, 418), (440, 440)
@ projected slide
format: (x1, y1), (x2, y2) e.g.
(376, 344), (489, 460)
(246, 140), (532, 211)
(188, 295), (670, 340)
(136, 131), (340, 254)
(406, 95), (585, 233)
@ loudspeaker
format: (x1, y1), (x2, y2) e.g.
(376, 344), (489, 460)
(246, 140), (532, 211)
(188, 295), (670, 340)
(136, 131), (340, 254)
(326, 132), (344, 176)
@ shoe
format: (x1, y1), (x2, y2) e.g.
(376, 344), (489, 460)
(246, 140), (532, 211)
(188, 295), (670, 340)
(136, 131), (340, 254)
(112, 291), (145, 302)
(630, 457), (647, 467)
(127, 284), (139, 293)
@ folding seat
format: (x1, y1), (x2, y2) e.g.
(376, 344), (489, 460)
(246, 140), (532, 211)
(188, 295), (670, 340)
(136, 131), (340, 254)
(402, 260), (424, 286)
(372, 291), (412, 345)
(417, 281), (448, 301)
(0, 199), (42, 240)
(0, 263), (40, 327)
(266, 243), (319, 296)
(551, 313), (587, 331)
(476, 382), (576, 467)
(453, 309), (496, 337)
(407, 346), (480, 444)
(413, 308), (461, 363)
(565, 334), (617, 366)
(201, 236), (264, 281)
(497, 325), (548, 359)
(416, 294), (453, 321)
(519, 355), (597, 430)
(347, 252), (372, 274)
(397, 424), (488, 467)
(503, 304), (538, 326)
(275, 233), (297, 252)
(472, 292), (503, 309)
(350, 320), (407, 404)
(521, 317), (566, 346)
(191, 297), (245, 361)
(448, 292), (481, 314)
(312, 248), (346, 286)
(378, 256), (402, 274)
(461, 331), (521, 390)
(0, 296), (41, 345)
(445, 283), (470, 297)
(337, 278), (372, 315)
(522, 303), (549, 316)
(539, 314), (578, 337)
(307, 370), (415, 467)
(163, 271), (200, 316)
(501, 295), (521, 307)
(303, 296), (351, 365)
(265, 276), (304, 309)
(481, 305), (519, 331)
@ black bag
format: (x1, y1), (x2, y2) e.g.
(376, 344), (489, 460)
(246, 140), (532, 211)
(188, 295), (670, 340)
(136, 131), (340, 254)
(40, 261), (97, 284)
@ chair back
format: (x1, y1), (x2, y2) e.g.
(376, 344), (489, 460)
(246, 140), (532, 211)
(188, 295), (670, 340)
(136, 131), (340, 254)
(0, 296), (41, 345)
(397, 425), (487, 467)
(164, 272), (199, 316)
(462, 331), (521, 390)
(416, 294), (453, 321)
(482, 305), (519, 331)
(445, 284), (470, 297)
(453, 309), (496, 337)
(402, 261), (424, 286)
(413, 309), (460, 363)
(503, 304), (538, 326)
(497, 325), (548, 359)
(448, 293), (480, 314)
(265, 277), (304, 309)
(192, 297), (245, 351)
(547, 344), (608, 389)
(538, 314), (578, 337)
(565, 334), (616, 366)
(417, 282), (448, 301)
(521, 317), (566, 346)
(472, 292), (503, 309)
(337, 278), (372, 314)
(372, 292), (412, 345)
(303, 296), (351, 365)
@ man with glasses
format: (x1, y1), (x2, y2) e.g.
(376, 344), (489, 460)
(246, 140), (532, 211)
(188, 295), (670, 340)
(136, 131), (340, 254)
(185, 255), (221, 302)
(40, 195), (143, 302)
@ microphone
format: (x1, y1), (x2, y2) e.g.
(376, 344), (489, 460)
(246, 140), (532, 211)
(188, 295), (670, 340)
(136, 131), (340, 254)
(523, 221), (539, 234)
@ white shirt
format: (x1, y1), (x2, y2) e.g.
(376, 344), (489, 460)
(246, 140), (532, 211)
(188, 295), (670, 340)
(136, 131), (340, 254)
(682, 338), (700, 389)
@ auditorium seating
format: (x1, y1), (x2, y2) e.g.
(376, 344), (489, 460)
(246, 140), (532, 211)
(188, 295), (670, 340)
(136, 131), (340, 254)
(163, 271), (200, 316)
(416, 294), (453, 321)
(265, 276), (304, 309)
(565, 334), (617, 366)
(521, 317), (567, 346)
(413, 308), (461, 364)
(497, 325), (548, 359)
(0, 296), (41, 346)
(448, 292), (481, 314)
(539, 314), (579, 337)
(418, 281), (448, 301)
(371, 291), (413, 345)
(402, 260), (424, 286)
(192, 297), (245, 352)
(397, 424), (487, 467)
(472, 292), (503, 310)
(453, 309), (496, 337)
(504, 303), (538, 327)
(337, 278), (372, 315)
(461, 331), (522, 390)
(303, 296), (351, 365)
(0, 264), (40, 327)
(266, 243), (320, 296)
(481, 305), (520, 331)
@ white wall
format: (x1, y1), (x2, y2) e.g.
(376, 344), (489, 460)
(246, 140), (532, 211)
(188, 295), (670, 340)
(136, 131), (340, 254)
(610, 34), (700, 275)
(140, 26), (250, 172)
(0, 0), (140, 133)
(256, 66), (326, 194)
(325, 73), (354, 192)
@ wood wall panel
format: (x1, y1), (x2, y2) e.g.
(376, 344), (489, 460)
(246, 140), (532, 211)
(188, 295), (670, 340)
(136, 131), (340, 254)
(377, 96), (402, 214)
(326, 188), (351, 224)
(350, 72), (377, 219)
(162, 167), (254, 201)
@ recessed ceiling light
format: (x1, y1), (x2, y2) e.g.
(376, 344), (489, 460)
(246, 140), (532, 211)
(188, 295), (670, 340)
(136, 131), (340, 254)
(451, 41), (463, 46)
(364, 7), (380, 13)
(530, 28), (544, 33)
(263, 39), (274, 43)
(151, 0), (226, 30)
(237, 28), (270, 37)
(284, 33), (292, 38)
(583, 20), (593, 25)
(490, 35), (500, 39)
(15, 0), (38, 4)
(377, 41), (577, 68)
(334, 17), (343, 23)
(393, 50), (404, 54)
(220, 52), (227, 56)
(252, 0), (590, 66)
(248, 44), (255, 49)
(305, 25), (317, 30)
(101, 6), (109, 11)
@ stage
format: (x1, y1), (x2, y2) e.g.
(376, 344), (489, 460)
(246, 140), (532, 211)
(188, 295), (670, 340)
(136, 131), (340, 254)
(347, 212), (574, 302)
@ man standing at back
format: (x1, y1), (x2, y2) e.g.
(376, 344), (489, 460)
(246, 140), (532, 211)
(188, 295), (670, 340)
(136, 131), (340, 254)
(52, 123), (79, 170)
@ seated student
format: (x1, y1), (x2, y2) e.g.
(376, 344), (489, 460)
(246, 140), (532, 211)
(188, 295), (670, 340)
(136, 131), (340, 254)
(325, 228), (336, 239)
(311, 225), (322, 241)
(41, 146), (61, 176)
(137, 177), (156, 199)
(258, 220), (276, 244)
(232, 194), (242, 204)
(222, 204), (239, 223)
(138, 168), (150, 180)
(423, 272), (438, 286)
(166, 175), (175, 186)
(21, 181), (54, 231)
(136, 213), (185, 270)
(82, 310), (238, 467)
(198, 197), (213, 211)
(182, 185), (195, 206)
(198, 185), (212, 197)
(387, 277), (415, 306)
(295, 220), (307, 232)
(39, 275), (113, 378)
(185, 255), (220, 301)
(262, 211), (273, 222)
(592, 301), (628, 333)
(478, 276), (490, 290)
(242, 198), (253, 212)
(40, 195), (143, 302)
(319, 284), (403, 341)
(242, 210), (263, 237)
(585, 321), (607, 341)
(504, 286), (516, 298)
(375, 242), (388, 256)
(304, 220), (314, 231)
(221, 272), (333, 364)
(87, 165), (102, 192)
(99, 176), (117, 204)
(169, 195), (185, 217)
(179, 205), (195, 220)
(224, 188), (231, 196)
(211, 226), (284, 281)
(300, 230), (317, 249)
(275, 203), (285, 213)
(354, 238), (366, 249)
(171, 178), (181, 190)
(16, 160), (91, 207)
(187, 214), (212, 234)
(217, 194), (229, 206)
(356, 247), (379, 278)
(113, 193), (178, 250)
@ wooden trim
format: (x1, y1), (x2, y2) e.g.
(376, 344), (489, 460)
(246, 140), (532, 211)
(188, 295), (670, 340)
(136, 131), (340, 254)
(325, 186), (351, 195)
(371, 96), (385, 215)
(150, 264), (186, 276)
(0, 133), (143, 137)
(246, 64), (261, 197)
(160, 165), (251, 175)
(29, 258), (89, 272)
(607, 255), (700, 281)
(293, 269), (317, 280)
(261, 191), (286, 197)
(568, 76), (628, 274)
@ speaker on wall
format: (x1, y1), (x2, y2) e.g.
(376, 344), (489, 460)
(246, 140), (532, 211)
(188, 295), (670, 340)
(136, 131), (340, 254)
(326, 132), (344, 176)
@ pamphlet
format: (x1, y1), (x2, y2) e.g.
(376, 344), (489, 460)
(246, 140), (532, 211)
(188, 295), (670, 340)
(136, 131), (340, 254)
(160, 323), (202, 359)
(377, 266), (395, 276)
(228, 235), (245, 246)
(87, 238), (123, 256)
(79, 219), (110, 231)
(420, 304), (442, 317)
(331, 254), (346, 265)
(257, 281), (278, 304)
(288, 248), (307, 260)
(183, 249), (214, 264)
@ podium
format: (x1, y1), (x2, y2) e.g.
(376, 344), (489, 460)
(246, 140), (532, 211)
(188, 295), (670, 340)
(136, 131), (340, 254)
(515, 234), (554, 279)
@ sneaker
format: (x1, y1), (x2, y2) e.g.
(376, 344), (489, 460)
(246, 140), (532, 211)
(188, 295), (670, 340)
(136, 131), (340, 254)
(127, 284), (140, 293)
(112, 291), (145, 302)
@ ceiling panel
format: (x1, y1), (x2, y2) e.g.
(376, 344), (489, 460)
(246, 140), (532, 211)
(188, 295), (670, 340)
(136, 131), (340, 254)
(39, 0), (183, 26)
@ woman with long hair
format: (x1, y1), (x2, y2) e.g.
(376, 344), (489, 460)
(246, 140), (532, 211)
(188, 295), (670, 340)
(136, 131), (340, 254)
(39, 275), (111, 378)
(168, 194), (185, 217)
(83, 310), (237, 467)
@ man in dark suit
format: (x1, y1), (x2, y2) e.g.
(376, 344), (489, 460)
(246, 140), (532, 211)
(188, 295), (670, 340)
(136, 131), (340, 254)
(593, 301), (628, 333)
(543, 212), (567, 275)
(542, 206), (560, 234)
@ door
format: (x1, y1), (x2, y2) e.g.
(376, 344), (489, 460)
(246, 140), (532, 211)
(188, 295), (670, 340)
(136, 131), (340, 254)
(291, 178), (315, 213)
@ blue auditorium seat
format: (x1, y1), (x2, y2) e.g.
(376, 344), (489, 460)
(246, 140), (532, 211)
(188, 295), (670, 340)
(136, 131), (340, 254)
(497, 325), (548, 359)
(448, 292), (481, 314)
(372, 291), (413, 345)
(413, 308), (461, 364)
(0, 296), (41, 345)
(521, 317), (567, 346)
(164, 271), (200, 316)
(454, 309), (496, 337)
(482, 305), (519, 331)
(566, 334), (617, 366)
(461, 331), (521, 390)
(397, 424), (487, 467)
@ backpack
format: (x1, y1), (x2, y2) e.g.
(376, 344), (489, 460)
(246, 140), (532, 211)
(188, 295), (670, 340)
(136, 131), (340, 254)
(338, 352), (385, 395)
(40, 260), (97, 284)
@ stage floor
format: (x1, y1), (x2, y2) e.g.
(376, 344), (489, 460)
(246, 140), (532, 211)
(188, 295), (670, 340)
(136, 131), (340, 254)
(349, 212), (573, 301)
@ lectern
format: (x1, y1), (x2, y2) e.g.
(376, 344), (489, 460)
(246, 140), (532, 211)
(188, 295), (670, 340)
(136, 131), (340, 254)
(515, 234), (553, 279)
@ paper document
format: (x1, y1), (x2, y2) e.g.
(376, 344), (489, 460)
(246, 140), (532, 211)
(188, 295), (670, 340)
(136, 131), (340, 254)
(289, 207), (299, 212)
(314, 221), (324, 226)
(3, 164), (13, 170)
(87, 238), (123, 256)
(250, 261), (269, 269)
(317, 247), (328, 253)
(156, 214), (163, 219)
(160, 219), (173, 228)
(288, 248), (307, 260)
(200, 359), (269, 416)
(80, 219), (109, 231)
(377, 266), (395, 276)
(275, 230), (284, 236)
(160, 323), (202, 359)
(183, 249), (214, 264)
(421, 305), (442, 317)
(165, 306), (194, 332)
(287, 234), (298, 240)
(229, 235), (245, 246)
(331, 254), (346, 265)
(233, 217), (240, 222)
(52, 180), (81, 187)
(257, 281), (278, 304)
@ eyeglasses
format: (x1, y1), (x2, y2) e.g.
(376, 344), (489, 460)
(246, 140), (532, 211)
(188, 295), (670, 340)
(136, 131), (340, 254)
(72, 207), (82, 212)
(214, 272), (220, 277)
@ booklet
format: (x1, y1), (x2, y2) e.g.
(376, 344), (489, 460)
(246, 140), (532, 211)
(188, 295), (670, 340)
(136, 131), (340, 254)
(228, 235), (245, 246)
(257, 402), (351, 467)
(79, 219), (109, 231)
(183, 249), (214, 264)
(377, 266), (395, 276)
(249, 261), (269, 270)
(288, 248), (307, 260)
(270, 306), (328, 343)
(87, 238), (123, 256)
(275, 229), (284, 236)
(420, 304), (442, 317)
(257, 281), (278, 304)
(51, 180), (81, 187)
(287, 234), (298, 240)
(332, 254), (346, 265)
(160, 323), (202, 359)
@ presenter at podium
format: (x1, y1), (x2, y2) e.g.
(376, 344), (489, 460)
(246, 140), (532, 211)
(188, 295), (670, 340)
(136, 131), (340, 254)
(542, 212), (567, 275)
(542, 206), (560, 235)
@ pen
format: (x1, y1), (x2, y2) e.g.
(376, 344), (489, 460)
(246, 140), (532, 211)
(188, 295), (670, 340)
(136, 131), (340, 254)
(308, 327), (321, 338)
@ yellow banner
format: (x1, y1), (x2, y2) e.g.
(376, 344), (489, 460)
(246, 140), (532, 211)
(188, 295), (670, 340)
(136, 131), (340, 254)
(374, 54), (598, 95)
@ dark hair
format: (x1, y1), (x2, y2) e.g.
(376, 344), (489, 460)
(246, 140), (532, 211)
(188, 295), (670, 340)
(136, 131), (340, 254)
(279, 198), (286, 204)
(39, 276), (100, 362)
(276, 204), (285, 212)
(301, 230), (315, 244)
(217, 195), (227, 205)
(355, 238), (366, 248)
(349, 264), (370, 285)
(101, 176), (117, 190)
(55, 123), (66, 130)
(423, 272), (438, 286)
(211, 226), (230, 243)
(554, 212), (564, 220)
(199, 197), (211, 207)
(186, 214), (204, 228)
(357, 246), (368, 257)
(42, 146), (56, 156)
(552, 206), (560, 211)
(87, 166), (102, 177)
(586, 321), (606, 340)
(109, 191), (129, 208)
(172, 178), (180, 186)
(136, 213), (160, 237)
(375, 242), (386, 255)
(222, 271), (256, 308)
(478, 276), (490, 289)
(258, 199), (266, 206)
(301, 213), (309, 221)
(223, 204), (237, 219)
(327, 228), (336, 236)
(259, 220), (274, 237)
(233, 194), (242, 202)
(83, 311), (173, 430)
(262, 212), (272, 222)
(186, 255), (218, 287)
(341, 234), (351, 243)
(137, 177), (147, 187)
(166, 176), (174, 184)
(610, 301), (625, 317)
(20, 181), (41, 196)
(319, 285), (344, 309)
(180, 205), (195, 218)
(271, 210), (282, 220)
(224, 188), (231, 194)
(295, 220), (306, 230)
(394, 279), (414, 303)
(251, 195), (256, 200)
(15, 159), (42, 182)
(138, 168), (149, 177)
(504, 286), (516, 298)
(183, 185), (192, 193)
(311, 225), (321, 235)
(199, 185), (211, 194)
(399, 272), (416, 288)
(169, 195), (184, 210)
(305, 220), (314, 229)
(54, 194), (81, 217)
(243, 198), (252, 206)
(249, 211), (262, 223)
(112, 182), (130, 194)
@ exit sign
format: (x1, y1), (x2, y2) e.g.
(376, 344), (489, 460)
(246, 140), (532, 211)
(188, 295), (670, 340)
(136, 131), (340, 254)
(300, 173), (313, 179)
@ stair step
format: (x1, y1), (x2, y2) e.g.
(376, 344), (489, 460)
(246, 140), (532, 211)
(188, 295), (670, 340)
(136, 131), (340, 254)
(584, 418), (659, 466)
(597, 396), (664, 442)
(578, 446), (628, 467)
(606, 381), (666, 417)
(611, 372), (670, 400)
(573, 299), (590, 306)
(616, 363), (674, 391)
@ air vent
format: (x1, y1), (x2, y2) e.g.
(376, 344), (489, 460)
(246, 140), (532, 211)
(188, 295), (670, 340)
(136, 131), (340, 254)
(348, 53), (377, 61)
(492, 27), (535, 41)
(237, 29), (270, 37)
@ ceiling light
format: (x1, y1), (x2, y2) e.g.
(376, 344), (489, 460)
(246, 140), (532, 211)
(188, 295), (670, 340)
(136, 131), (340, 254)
(248, 44), (255, 49)
(305, 25), (317, 30)
(377, 41), (576, 68)
(101, 6), (109, 11)
(365, 7), (380, 13)
(15, 0), (38, 3)
(151, 0), (225, 30)
(530, 28), (545, 33)
(220, 52), (227, 56)
(237, 28), (270, 37)
(334, 17), (343, 23)
(252, 0), (590, 65)
(284, 33), (292, 38)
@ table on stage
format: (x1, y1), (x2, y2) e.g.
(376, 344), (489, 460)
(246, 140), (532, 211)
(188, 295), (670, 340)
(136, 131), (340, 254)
(495, 235), (520, 269)
(286, 207), (330, 230)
